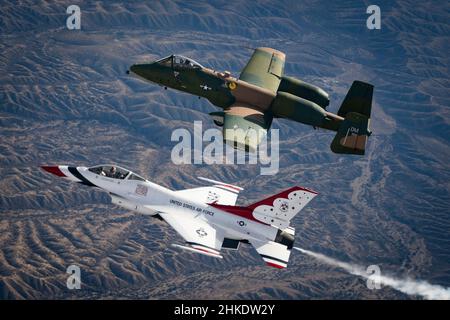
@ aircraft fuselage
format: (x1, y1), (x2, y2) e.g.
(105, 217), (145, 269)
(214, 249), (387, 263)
(49, 165), (279, 245)
(129, 54), (343, 132)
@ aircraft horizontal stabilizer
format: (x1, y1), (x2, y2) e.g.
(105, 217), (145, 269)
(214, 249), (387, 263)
(250, 239), (291, 269)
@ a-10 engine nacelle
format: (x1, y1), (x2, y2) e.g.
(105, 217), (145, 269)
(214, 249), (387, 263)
(271, 91), (327, 127)
(277, 76), (330, 109)
(271, 76), (330, 127)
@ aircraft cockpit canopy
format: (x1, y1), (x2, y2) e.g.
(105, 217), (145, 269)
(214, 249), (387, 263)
(173, 55), (203, 69)
(155, 55), (203, 69)
(155, 55), (172, 67)
(88, 165), (146, 181)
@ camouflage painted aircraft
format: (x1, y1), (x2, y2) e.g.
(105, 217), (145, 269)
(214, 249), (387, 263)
(128, 47), (373, 154)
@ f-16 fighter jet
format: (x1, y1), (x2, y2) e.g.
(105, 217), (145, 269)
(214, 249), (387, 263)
(42, 164), (318, 268)
(128, 47), (374, 153)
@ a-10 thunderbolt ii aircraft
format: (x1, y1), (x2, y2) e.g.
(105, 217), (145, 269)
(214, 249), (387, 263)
(128, 47), (374, 153)
(42, 164), (317, 268)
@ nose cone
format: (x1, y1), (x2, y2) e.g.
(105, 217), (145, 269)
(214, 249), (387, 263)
(41, 166), (66, 177)
(129, 64), (142, 75)
(129, 63), (152, 79)
(128, 62), (166, 84)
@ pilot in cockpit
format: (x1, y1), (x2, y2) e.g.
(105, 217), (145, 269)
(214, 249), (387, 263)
(109, 166), (116, 178)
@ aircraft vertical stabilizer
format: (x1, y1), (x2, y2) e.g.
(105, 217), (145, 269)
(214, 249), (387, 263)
(247, 186), (318, 229)
(331, 81), (373, 155)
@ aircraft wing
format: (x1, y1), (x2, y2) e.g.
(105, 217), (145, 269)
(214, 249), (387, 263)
(160, 209), (224, 258)
(175, 177), (243, 206)
(250, 239), (292, 269)
(222, 103), (273, 152)
(239, 47), (285, 93)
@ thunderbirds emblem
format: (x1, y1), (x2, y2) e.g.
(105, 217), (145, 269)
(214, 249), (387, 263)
(280, 201), (289, 212)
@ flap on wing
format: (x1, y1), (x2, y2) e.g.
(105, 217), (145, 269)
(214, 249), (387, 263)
(250, 239), (291, 269)
(175, 177), (242, 206)
(161, 209), (224, 258)
(239, 47), (285, 92)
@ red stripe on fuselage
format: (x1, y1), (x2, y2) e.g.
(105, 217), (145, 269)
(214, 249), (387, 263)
(266, 262), (285, 269)
(41, 166), (66, 177)
(209, 203), (269, 225)
(247, 186), (318, 210)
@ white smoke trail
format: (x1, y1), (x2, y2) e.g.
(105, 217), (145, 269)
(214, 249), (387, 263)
(294, 247), (450, 300)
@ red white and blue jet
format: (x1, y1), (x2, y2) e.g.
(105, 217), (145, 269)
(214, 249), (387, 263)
(42, 164), (317, 268)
